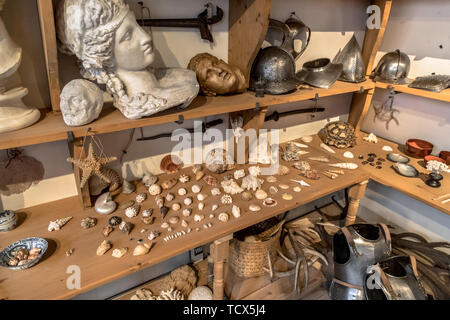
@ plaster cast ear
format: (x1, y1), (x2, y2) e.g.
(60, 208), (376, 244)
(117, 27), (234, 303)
(60, 79), (104, 126)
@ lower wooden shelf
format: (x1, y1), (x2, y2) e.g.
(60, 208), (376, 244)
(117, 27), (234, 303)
(375, 81), (450, 103)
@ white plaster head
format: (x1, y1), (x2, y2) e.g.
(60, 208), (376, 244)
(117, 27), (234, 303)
(0, 1), (22, 79)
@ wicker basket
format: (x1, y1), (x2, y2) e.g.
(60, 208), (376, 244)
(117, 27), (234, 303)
(229, 225), (282, 278)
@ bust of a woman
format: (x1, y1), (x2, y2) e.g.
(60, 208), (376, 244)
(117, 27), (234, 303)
(57, 0), (199, 120)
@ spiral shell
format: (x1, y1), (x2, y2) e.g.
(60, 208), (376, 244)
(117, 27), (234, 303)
(125, 204), (140, 218)
(149, 184), (162, 196)
(218, 213), (229, 222)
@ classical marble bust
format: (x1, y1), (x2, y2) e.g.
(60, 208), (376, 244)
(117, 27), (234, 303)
(188, 53), (246, 96)
(57, 0), (199, 120)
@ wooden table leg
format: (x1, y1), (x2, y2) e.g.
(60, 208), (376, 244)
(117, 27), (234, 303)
(345, 180), (369, 226)
(210, 234), (233, 300)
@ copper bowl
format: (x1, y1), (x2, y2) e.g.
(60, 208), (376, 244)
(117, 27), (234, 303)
(406, 139), (433, 158)
(424, 155), (445, 166)
(439, 151), (450, 165)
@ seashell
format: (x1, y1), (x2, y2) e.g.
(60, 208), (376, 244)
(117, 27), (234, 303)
(255, 189), (268, 200)
(266, 176), (277, 183)
(48, 216), (72, 232)
(198, 203), (205, 211)
(103, 226), (114, 237)
(192, 164), (202, 174)
(178, 188), (187, 196)
(204, 175), (218, 186)
(290, 179), (311, 187)
(241, 191), (253, 201)
(194, 214), (205, 222)
(165, 193), (175, 202)
(133, 243), (151, 256)
(218, 213), (229, 222)
(119, 221), (134, 235)
(112, 248), (128, 258)
(223, 173), (233, 181)
(160, 155), (184, 174)
(301, 136), (313, 143)
(161, 222), (170, 229)
(323, 171), (338, 179)
(158, 288), (185, 300)
(282, 150), (303, 162)
(393, 163), (419, 177)
(293, 186), (302, 192)
(136, 192), (147, 203)
(249, 204), (261, 212)
(197, 194), (207, 201)
(182, 208), (192, 217)
(279, 184), (290, 190)
(320, 143), (336, 154)
(328, 163), (358, 170)
(205, 148), (235, 174)
(241, 175), (264, 191)
(125, 205), (140, 218)
(328, 169), (345, 175)
(221, 179), (244, 194)
(269, 186), (278, 195)
(211, 188), (221, 196)
(66, 249), (74, 257)
(276, 165), (290, 176)
(232, 205), (241, 218)
(192, 184), (202, 194)
(195, 171), (205, 181)
(248, 166), (261, 177)
(118, 200), (135, 210)
(160, 206), (169, 219)
(149, 184), (162, 196)
(96, 240), (112, 256)
(181, 220), (189, 228)
(179, 174), (190, 183)
(209, 214), (215, 219)
(81, 217), (97, 229)
(282, 193), (293, 201)
(142, 217), (155, 225)
(343, 151), (354, 159)
(387, 153), (410, 164)
(142, 173), (158, 188)
(294, 161), (311, 172)
(155, 195), (164, 208)
(148, 231), (160, 241)
(108, 216), (122, 227)
(363, 133), (378, 143)
(382, 145), (394, 152)
(234, 169), (245, 180)
(95, 193), (117, 215)
(300, 169), (320, 180)
(184, 197), (193, 206)
(162, 178), (177, 190)
(263, 198), (278, 207)
(171, 203), (181, 211)
(168, 227), (173, 232)
(122, 180), (136, 194)
(212, 204), (219, 211)
(221, 194), (233, 204)
(308, 156), (330, 163)
(169, 216), (180, 224)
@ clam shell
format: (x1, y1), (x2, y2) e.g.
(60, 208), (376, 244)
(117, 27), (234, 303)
(393, 163), (419, 177)
(387, 153), (410, 164)
(160, 155), (183, 174)
(96, 240), (112, 256)
(162, 178), (177, 190)
(149, 184), (162, 196)
(249, 204), (261, 212)
(133, 243), (151, 256)
(241, 191), (253, 201)
(255, 190), (268, 200)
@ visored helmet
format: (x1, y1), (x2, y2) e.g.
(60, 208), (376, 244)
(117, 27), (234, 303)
(372, 50), (410, 84)
(249, 46), (300, 95)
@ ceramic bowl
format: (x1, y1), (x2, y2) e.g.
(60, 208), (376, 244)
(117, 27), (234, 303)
(406, 139), (433, 158)
(0, 210), (18, 232)
(0, 237), (48, 270)
(439, 151), (450, 165)
(424, 155), (446, 166)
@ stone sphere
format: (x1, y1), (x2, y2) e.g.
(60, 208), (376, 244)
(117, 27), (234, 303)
(188, 286), (213, 300)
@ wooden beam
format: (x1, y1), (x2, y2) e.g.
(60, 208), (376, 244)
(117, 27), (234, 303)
(67, 137), (92, 208)
(348, 88), (374, 136)
(229, 0), (271, 86)
(36, 0), (61, 113)
(345, 180), (369, 226)
(211, 234), (233, 300)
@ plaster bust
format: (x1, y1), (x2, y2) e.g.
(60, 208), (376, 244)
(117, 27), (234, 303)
(57, 0), (199, 120)
(188, 53), (246, 96)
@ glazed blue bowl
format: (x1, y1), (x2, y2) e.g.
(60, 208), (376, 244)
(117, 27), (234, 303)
(0, 237), (48, 270)
(0, 210), (18, 232)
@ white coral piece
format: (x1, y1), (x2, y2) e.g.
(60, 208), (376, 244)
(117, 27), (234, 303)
(234, 169), (245, 180)
(426, 160), (449, 173)
(221, 179), (244, 195)
(241, 175), (264, 191)
(248, 166), (261, 177)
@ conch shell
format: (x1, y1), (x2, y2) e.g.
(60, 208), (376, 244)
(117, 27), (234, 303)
(48, 216), (72, 232)
(221, 179), (244, 195)
(133, 243), (151, 256)
(328, 163), (358, 170)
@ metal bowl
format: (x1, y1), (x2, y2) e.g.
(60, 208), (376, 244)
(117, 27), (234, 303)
(0, 237), (48, 270)
(387, 153), (410, 164)
(392, 163), (419, 178)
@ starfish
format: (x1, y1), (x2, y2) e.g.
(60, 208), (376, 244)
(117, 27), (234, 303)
(67, 143), (117, 188)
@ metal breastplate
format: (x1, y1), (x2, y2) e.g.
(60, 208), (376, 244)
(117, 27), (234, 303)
(330, 223), (391, 300)
(365, 256), (427, 300)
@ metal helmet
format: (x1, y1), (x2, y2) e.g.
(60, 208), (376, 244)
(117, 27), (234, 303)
(372, 49), (410, 84)
(249, 46), (301, 95)
(296, 58), (343, 89)
(333, 35), (366, 83)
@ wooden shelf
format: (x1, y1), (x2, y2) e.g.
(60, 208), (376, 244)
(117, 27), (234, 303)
(0, 80), (374, 150)
(0, 143), (368, 300)
(374, 81), (450, 103)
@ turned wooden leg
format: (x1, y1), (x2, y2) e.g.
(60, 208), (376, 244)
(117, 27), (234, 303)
(345, 180), (369, 226)
(211, 234), (233, 300)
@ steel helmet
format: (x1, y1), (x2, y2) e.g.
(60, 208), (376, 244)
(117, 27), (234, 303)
(333, 35), (366, 83)
(249, 46), (301, 95)
(296, 58), (343, 89)
(372, 50), (410, 84)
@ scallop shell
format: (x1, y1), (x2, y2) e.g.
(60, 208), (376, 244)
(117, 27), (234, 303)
(211, 188), (221, 196)
(148, 231), (160, 241)
(48, 216), (72, 232)
(125, 205), (140, 218)
(96, 240), (112, 256)
(112, 248), (128, 258)
(221, 194), (233, 204)
(241, 191), (253, 201)
(162, 178), (177, 190)
(192, 184), (202, 194)
(232, 205), (241, 218)
(133, 243), (151, 256)
(218, 213), (229, 222)
(249, 204), (261, 212)
(192, 164), (203, 174)
(136, 193), (147, 203)
(194, 214), (205, 222)
(149, 184), (162, 196)
(328, 163), (358, 170)
(276, 165), (290, 176)
(169, 216), (180, 224)
(221, 179), (244, 195)
(195, 171), (205, 181)
(263, 198), (278, 207)
(179, 174), (190, 183)
(308, 156), (330, 163)
(165, 193), (175, 202)
(343, 151), (354, 159)
(160, 155), (184, 174)
(183, 208), (192, 217)
(255, 190), (268, 200)
(184, 197), (193, 206)
(234, 169), (245, 180)
(320, 143), (336, 154)
(171, 203), (181, 211)
(301, 136), (313, 143)
(178, 188), (187, 196)
(282, 193), (293, 201)
(266, 176), (277, 183)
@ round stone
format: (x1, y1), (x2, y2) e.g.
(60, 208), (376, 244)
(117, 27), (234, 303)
(282, 193), (293, 201)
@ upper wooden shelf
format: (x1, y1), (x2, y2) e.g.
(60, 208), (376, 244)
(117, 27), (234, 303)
(0, 80), (374, 150)
(374, 80), (450, 103)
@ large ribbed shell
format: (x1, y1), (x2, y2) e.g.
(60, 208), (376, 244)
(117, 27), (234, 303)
(160, 155), (184, 174)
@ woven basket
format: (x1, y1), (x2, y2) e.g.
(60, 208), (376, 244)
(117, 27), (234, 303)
(229, 225), (282, 278)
